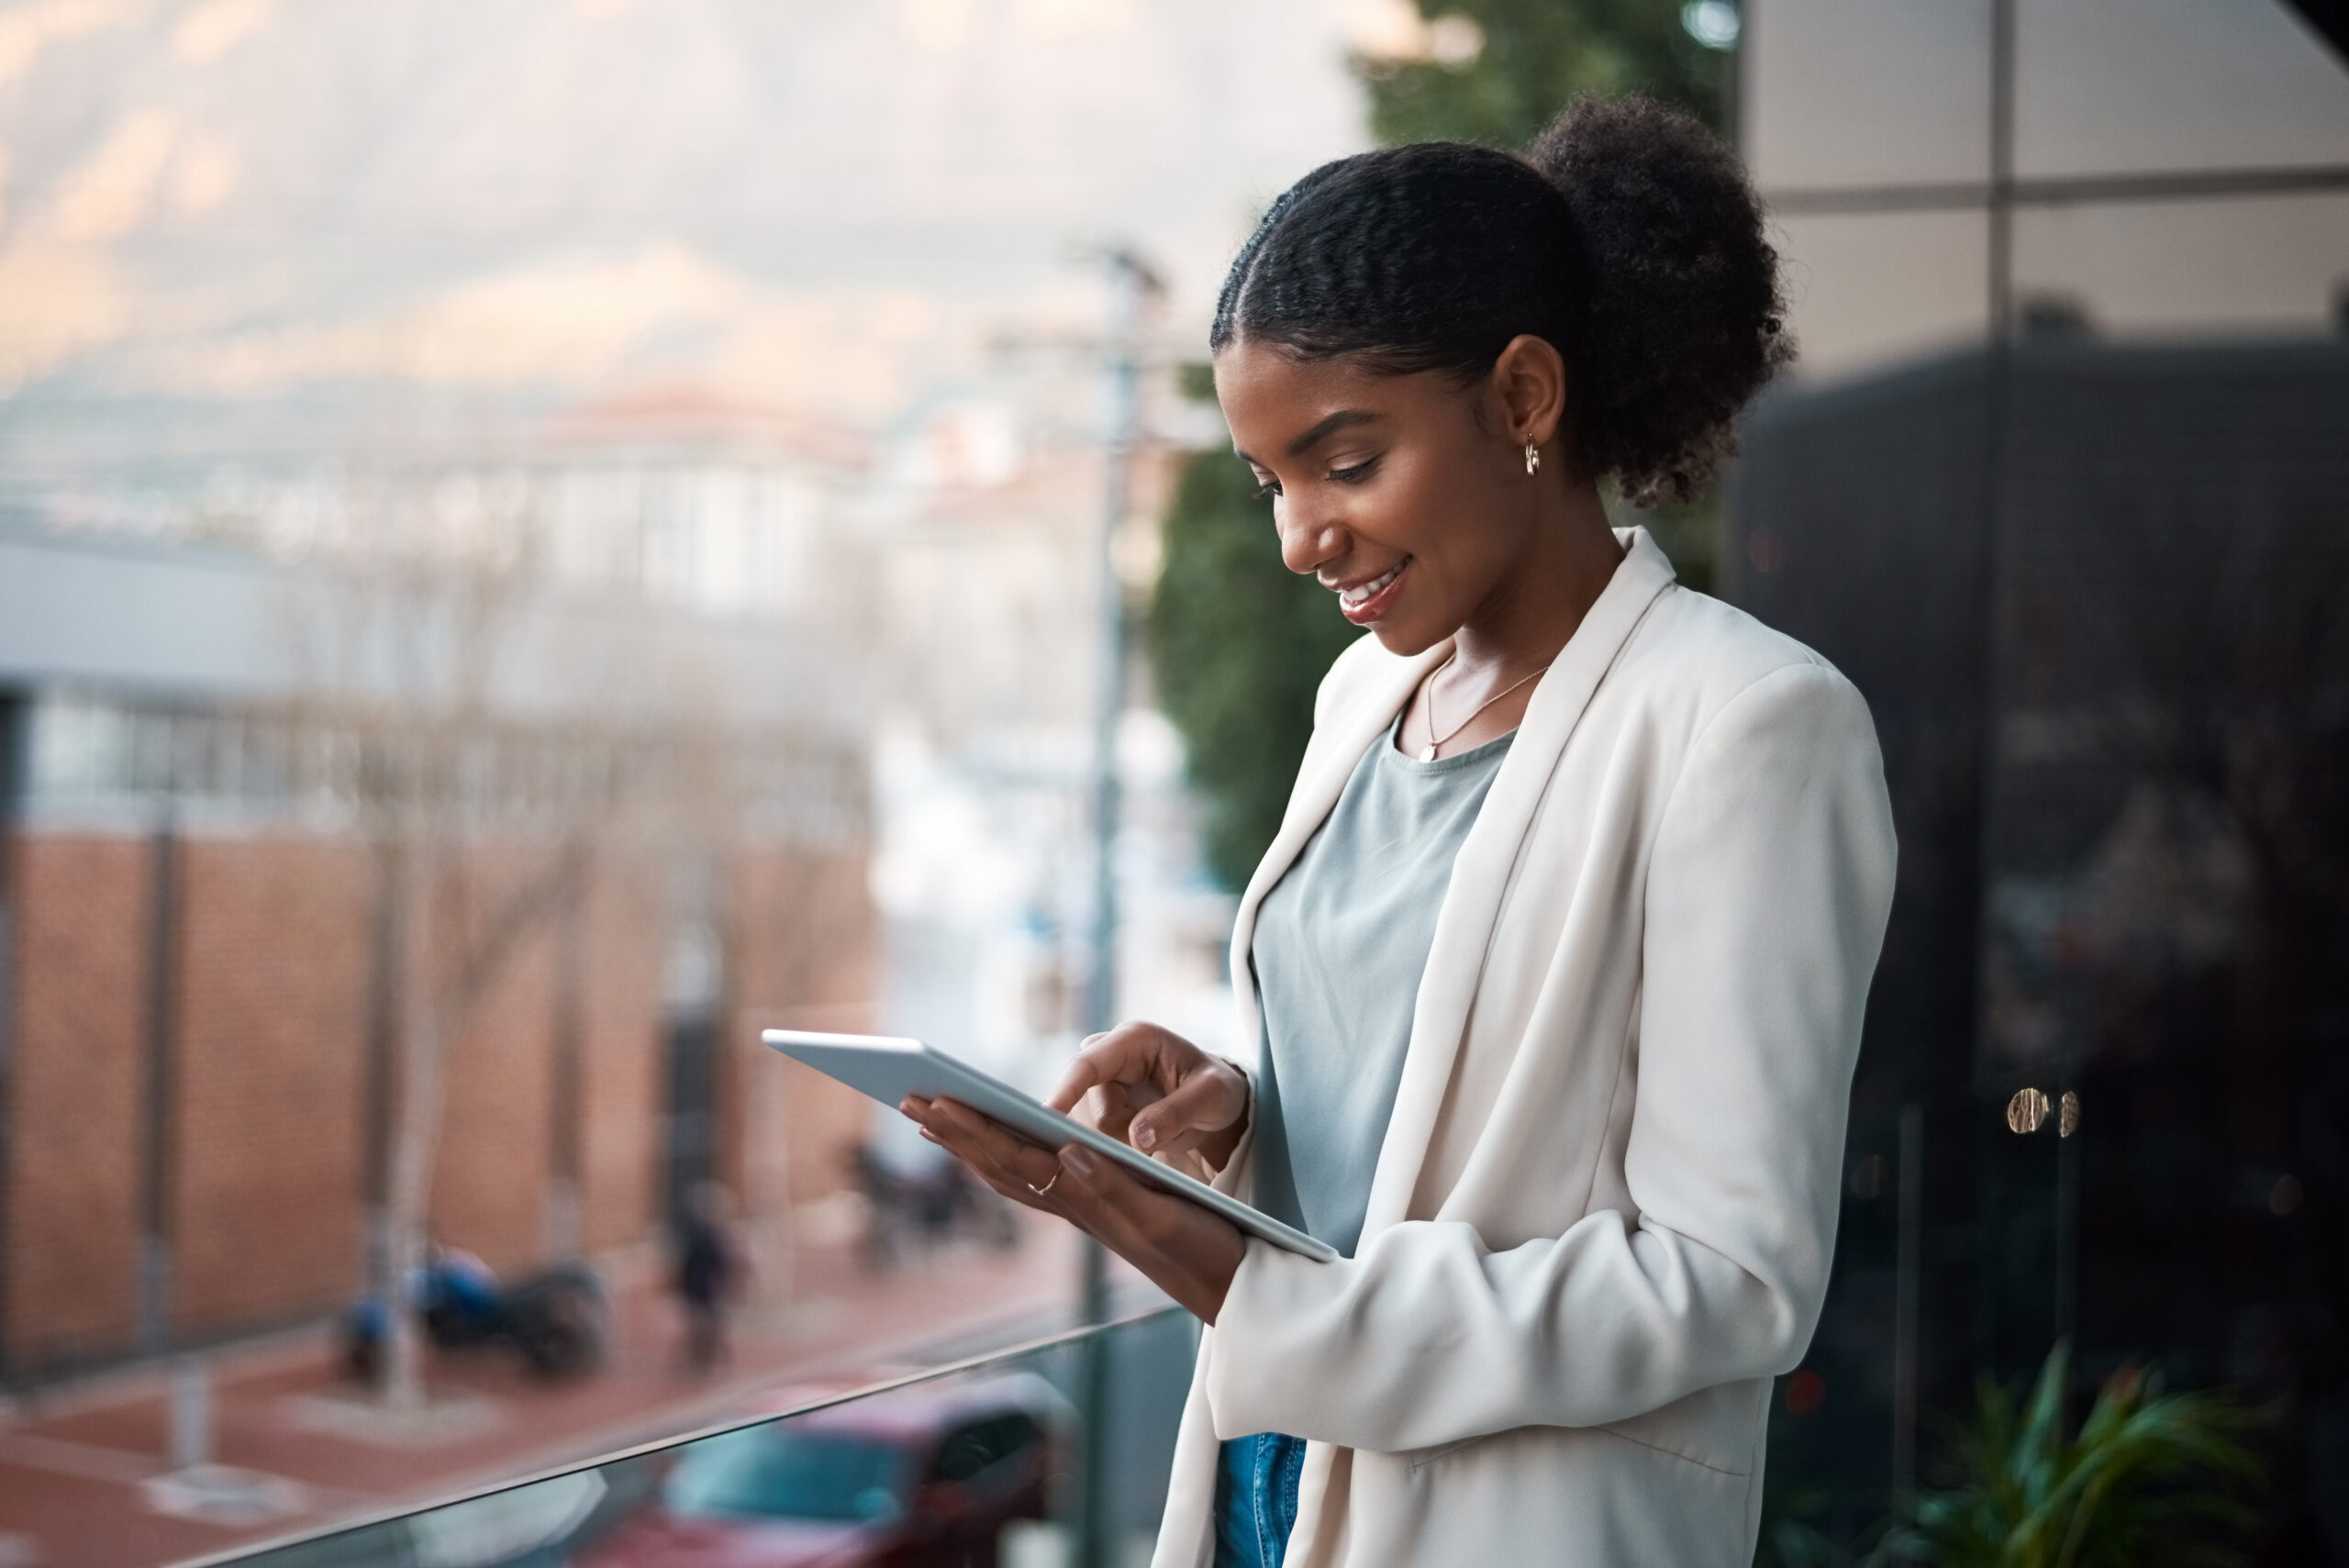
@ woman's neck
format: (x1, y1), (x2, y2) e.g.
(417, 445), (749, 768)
(1449, 476), (1625, 679)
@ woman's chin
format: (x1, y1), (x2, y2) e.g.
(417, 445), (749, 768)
(1365, 619), (1452, 659)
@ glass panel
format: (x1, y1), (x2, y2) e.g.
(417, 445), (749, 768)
(205, 1307), (1196, 1568)
(1766, 210), (1992, 384)
(2012, 191), (2349, 342)
(2014, 0), (2349, 179)
(1744, 0), (1993, 191)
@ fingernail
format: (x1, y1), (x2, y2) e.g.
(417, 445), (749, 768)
(1134, 1124), (1157, 1151)
(1063, 1146), (1097, 1177)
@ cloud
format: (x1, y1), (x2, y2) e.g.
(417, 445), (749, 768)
(899, 0), (976, 51)
(0, 0), (146, 86)
(144, 242), (745, 389)
(171, 133), (239, 214)
(53, 108), (177, 240)
(172, 0), (272, 63)
(1010, 0), (1134, 39)
(123, 241), (968, 424)
(0, 236), (133, 390)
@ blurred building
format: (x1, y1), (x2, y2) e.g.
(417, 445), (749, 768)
(867, 390), (1242, 1131)
(0, 390), (881, 1380)
(1733, 1), (2349, 1557)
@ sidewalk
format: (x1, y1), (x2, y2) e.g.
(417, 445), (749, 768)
(0, 1218), (1104, 1568)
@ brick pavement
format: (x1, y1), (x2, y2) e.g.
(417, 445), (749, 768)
(0, 1220), (1105, 1568)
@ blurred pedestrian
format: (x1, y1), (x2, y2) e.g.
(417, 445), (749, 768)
(674, 1181), (740, 1373)
(906, 95), (1897, 1568)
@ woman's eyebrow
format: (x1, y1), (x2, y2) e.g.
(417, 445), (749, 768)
(1285, 409), (1380, 457)
(1233, 408), (1383, 467)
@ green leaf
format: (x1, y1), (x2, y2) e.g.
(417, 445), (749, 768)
(1887, 1343), (2265, 1568)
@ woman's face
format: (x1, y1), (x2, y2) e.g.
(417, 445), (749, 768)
(1214, 338), (1549, 657)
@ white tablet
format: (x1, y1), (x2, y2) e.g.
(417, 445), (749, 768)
(763, 1029), (1339, 1263)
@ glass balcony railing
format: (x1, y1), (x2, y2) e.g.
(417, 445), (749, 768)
(188, 1306), (1196, 1568)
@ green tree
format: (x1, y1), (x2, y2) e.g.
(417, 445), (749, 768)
(1358, 0), (1731, 148)
(1150, 442), (1359, 892)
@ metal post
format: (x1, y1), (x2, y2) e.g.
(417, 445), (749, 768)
(2053, 1073), (2079, 1348)
(1987, 0), (2016, 346)
(1075, 246), (1156, 1568)
(362, 837), (404, 1305)
(170, 1355), (212, 1472)
(0, 691), (27, 1385)
(1967, 0), (2021, 1377)
(1892, 1103), (1923, 1504)
(139, 806), (183, 1355)
(549, 892), (586, 1260)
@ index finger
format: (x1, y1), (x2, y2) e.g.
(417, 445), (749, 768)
(1046, 1052), (1111, 1116)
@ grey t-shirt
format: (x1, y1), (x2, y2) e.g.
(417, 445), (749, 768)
(1248, 718), (1514, 1258)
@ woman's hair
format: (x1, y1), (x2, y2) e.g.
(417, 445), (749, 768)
(1209, 95), (1788, 506)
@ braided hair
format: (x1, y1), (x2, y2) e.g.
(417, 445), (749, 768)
(1210, 96), (1789, 506)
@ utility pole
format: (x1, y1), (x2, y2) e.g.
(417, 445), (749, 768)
(1074, 245), (1160, 1568)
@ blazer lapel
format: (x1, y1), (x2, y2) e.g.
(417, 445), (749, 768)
(1356, 528), (1677, 1240)
(1225, 640), (1448, 1040)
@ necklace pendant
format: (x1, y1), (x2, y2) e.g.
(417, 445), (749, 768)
(1419, 743), (1439, 762)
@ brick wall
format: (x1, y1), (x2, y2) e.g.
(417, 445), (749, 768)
(578, 854), (666, 1258)
(170, 836), (372, 1336)
(1, 825), (876, 1378)
(729, 843), (880, 1225)
(6, 835), (147, 1367)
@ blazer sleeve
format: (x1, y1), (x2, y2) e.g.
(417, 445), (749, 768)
(1203, 660), (1898, 1451)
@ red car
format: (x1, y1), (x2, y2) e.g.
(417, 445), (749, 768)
(574, 1373), (1069, 1568)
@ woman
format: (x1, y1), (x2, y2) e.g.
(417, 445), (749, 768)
(906, 95), (1897, 1568)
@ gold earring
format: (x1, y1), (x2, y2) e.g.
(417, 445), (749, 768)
(1524, 441), (1541, 476)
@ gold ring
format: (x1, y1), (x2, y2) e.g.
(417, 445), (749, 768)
(1028, 1171), (1061, 1198)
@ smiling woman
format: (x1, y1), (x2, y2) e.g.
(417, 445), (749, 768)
(904, 95), (1897, 1568)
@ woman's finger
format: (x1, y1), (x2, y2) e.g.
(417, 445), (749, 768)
(1128, 1065), (1243, 1155)
(1044, 1146), (1246, 1320)
(901, 1097), (1062, 1211)
(1046, 1021), (1170, 1114)
(924, 1097), (1067, 1193)
(1045, 1054), (1109, 1118)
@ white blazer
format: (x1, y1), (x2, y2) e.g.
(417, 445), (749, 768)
(1151, 528), (1898, 1568)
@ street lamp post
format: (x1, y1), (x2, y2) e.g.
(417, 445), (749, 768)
(1075, 245), (1161, 1568)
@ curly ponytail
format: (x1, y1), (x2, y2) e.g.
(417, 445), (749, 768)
(1209, 95), (1789, 506)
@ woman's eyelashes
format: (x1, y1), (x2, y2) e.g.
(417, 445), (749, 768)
(1248, 456), (1383, 501)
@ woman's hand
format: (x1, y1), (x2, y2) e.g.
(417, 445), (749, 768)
(899, 1020), (1254, 1323)
(1049, 1021), (1251, 1172)
(900, 1094), (1247, 1324)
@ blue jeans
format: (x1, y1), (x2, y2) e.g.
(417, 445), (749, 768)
(1214, 1432), (1308, 1568)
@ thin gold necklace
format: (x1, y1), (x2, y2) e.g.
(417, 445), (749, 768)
(1416, 651), (1551, 762)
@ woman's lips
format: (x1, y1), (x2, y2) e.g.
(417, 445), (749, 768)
(1336, 558), (1409, 625)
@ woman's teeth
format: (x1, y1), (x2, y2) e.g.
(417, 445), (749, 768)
(1341, 561), (1405, 608)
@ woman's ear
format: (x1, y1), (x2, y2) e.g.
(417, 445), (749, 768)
(1490, 334), (1568, 451)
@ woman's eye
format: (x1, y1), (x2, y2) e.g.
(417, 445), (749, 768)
(1252, 479), (1282, 500)
(1330, 458), (1381, 484)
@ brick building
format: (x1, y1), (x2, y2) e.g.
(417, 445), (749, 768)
(0, 404), (883, 1385)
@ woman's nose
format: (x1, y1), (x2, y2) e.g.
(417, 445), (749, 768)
(1275, 510), (1344, 577)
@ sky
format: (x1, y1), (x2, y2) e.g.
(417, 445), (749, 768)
(0, 0), (1391, 444)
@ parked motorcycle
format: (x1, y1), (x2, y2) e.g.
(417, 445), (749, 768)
(342, 1251), (607, 1382)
